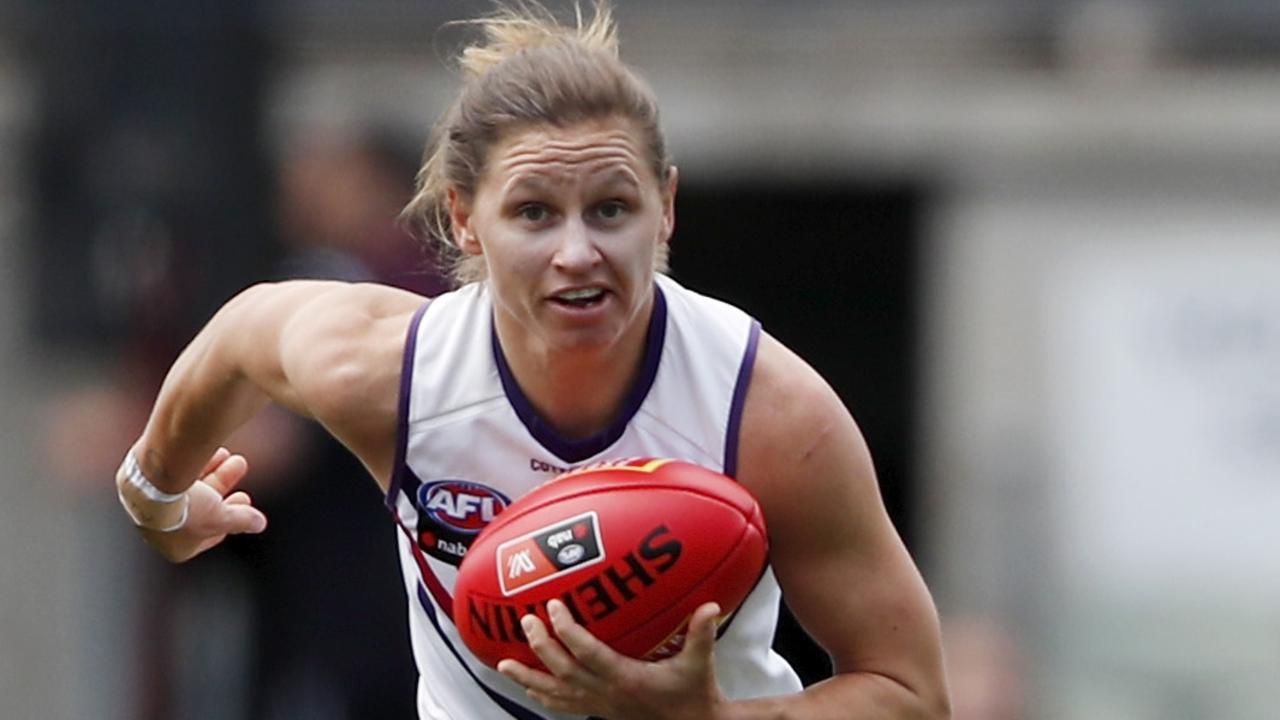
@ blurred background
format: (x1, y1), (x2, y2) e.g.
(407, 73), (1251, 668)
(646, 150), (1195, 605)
(1, 1), (1278, 718)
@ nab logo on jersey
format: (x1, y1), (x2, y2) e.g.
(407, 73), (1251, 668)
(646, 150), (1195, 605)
(418, 480), (510, 534)
(415, 480), (511, 565)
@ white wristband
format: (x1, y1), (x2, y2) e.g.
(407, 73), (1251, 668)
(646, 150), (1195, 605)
(117, 450), (190, 532)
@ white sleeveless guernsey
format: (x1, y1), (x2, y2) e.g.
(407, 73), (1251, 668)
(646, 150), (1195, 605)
(386, 274), (802, 720)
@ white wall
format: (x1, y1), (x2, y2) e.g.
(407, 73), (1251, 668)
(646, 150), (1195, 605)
(925, 162), (1280, 718)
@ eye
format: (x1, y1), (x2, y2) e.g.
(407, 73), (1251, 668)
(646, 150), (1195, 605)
(592, 200), (628, 222)
(518, 203), (551, 224)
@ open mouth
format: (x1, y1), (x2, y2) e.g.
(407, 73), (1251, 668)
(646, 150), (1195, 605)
(551, 287), (607, 309)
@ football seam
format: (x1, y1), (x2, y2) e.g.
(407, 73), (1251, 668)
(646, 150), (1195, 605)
(472, 482), (756, 549)
(460, 487), (759, 596)
(607, 506), (759, 648)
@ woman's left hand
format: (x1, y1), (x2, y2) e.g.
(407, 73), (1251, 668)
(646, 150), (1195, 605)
(498, 599), (728, 720)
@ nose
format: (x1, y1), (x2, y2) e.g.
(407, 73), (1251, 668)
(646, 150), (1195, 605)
(551, 218), (602, 272)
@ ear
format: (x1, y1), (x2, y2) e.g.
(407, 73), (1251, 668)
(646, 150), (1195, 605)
(659, 165), (679, 244)
(447, 187), (483, 256)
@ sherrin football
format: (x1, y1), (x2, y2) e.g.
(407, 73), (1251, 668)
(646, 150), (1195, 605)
(453, 458), (768, 670)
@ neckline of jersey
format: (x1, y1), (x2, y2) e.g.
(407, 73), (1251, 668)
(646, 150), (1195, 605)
(490, 283), (668, 464)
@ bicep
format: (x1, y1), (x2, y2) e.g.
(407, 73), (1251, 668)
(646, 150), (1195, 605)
(737, 337), (945, 696)
(274, 282), (422, 482)
(765, 420), (940, 682)
(219, 281), (339, 415)
(223, 281), (420, 476)
(224, 280), (414, 415)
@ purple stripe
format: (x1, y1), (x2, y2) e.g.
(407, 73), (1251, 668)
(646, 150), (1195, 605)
(402, 518), (454, 619)
(386, 300), (432, 510)
(492, 284), (668, 464)
(723, 320), (761, 479)
(414, 583), (552, 720)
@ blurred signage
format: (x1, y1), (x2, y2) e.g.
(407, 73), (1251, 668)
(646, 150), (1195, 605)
(1046, 243), (1280, 601)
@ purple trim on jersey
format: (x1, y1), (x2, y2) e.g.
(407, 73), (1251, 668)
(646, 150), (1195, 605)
(723, 320), (762, 479)
(399, 504), (454, 619)
(395, 466), (427, 512)
(492, 284), (668, 464)
(387, 300), (432, 511)
(414, 582), (552, 720)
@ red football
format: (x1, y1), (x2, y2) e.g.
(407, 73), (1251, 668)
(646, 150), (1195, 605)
(453, 458), (768, 670)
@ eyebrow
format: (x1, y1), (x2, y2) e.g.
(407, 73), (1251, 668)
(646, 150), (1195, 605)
(501, 166), (643, 197)
(503, 175), (553, 196)
(595, 167), (642, 190)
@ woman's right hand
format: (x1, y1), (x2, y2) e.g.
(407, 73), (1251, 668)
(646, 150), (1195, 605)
(136, 447), (268, 563)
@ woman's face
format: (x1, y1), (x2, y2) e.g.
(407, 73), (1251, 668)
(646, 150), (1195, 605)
(449, 116), (676, 358)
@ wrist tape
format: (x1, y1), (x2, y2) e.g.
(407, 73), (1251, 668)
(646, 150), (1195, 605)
(117, 450), (190, 532)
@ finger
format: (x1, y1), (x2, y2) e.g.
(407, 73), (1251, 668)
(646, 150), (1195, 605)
(525, 688), (585, 714)
(680, 602), (722, 661)
(521, 612), (582, 680)
(219, 500), (267, 534)
(201, 454), (249, 497)
(199, 447), (232, 477)
(498, 660), (592, 715)
(546, 598), (623, 675)
(497, 659), (562, 696)
(224, 490), (253, 505)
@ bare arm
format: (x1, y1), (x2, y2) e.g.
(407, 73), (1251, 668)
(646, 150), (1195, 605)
(728, 332), (950, 719)
(498, 332), (949, 720)
(120, 280), (423, 561)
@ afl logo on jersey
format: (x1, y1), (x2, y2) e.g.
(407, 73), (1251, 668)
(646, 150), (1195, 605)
(415, 480), (511, 566)
(417, 480), (510, 534)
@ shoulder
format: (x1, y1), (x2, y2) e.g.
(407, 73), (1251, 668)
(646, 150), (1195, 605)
(227, 279), (425, 337)
(221, 280), (425, 392)
(264, 280), (425, 382)
(734, 332), (879, 550)
(275, 279), (424, 397)
(271, 279), (426, 328)
(737, 332), (863, 474)
(266, 281), (427, 480)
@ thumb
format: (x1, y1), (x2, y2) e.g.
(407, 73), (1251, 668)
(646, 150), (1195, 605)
(681, 602), (722, 660)
(219, 499), (267, 535)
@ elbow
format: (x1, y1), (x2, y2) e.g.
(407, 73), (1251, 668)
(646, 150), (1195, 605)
(915, 674), (952, 720)
(898, 686), (950, 720)
(925, 689), (952, 720)
(853, 670), (951, 720)
(908, 669), (951, 720)
(888, 672), (952, 720)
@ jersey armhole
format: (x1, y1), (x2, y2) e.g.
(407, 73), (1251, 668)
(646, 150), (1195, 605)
(386, 300), (432, 511)
(723, 319), (762, 480)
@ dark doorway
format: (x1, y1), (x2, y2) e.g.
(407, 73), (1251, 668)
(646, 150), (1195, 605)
(670, 180), (924, 685)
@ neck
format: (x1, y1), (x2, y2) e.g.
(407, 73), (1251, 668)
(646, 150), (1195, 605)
(495, 295), (656, 441)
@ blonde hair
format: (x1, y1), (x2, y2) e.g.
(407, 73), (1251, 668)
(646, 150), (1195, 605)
(402, 1), (672, 285)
